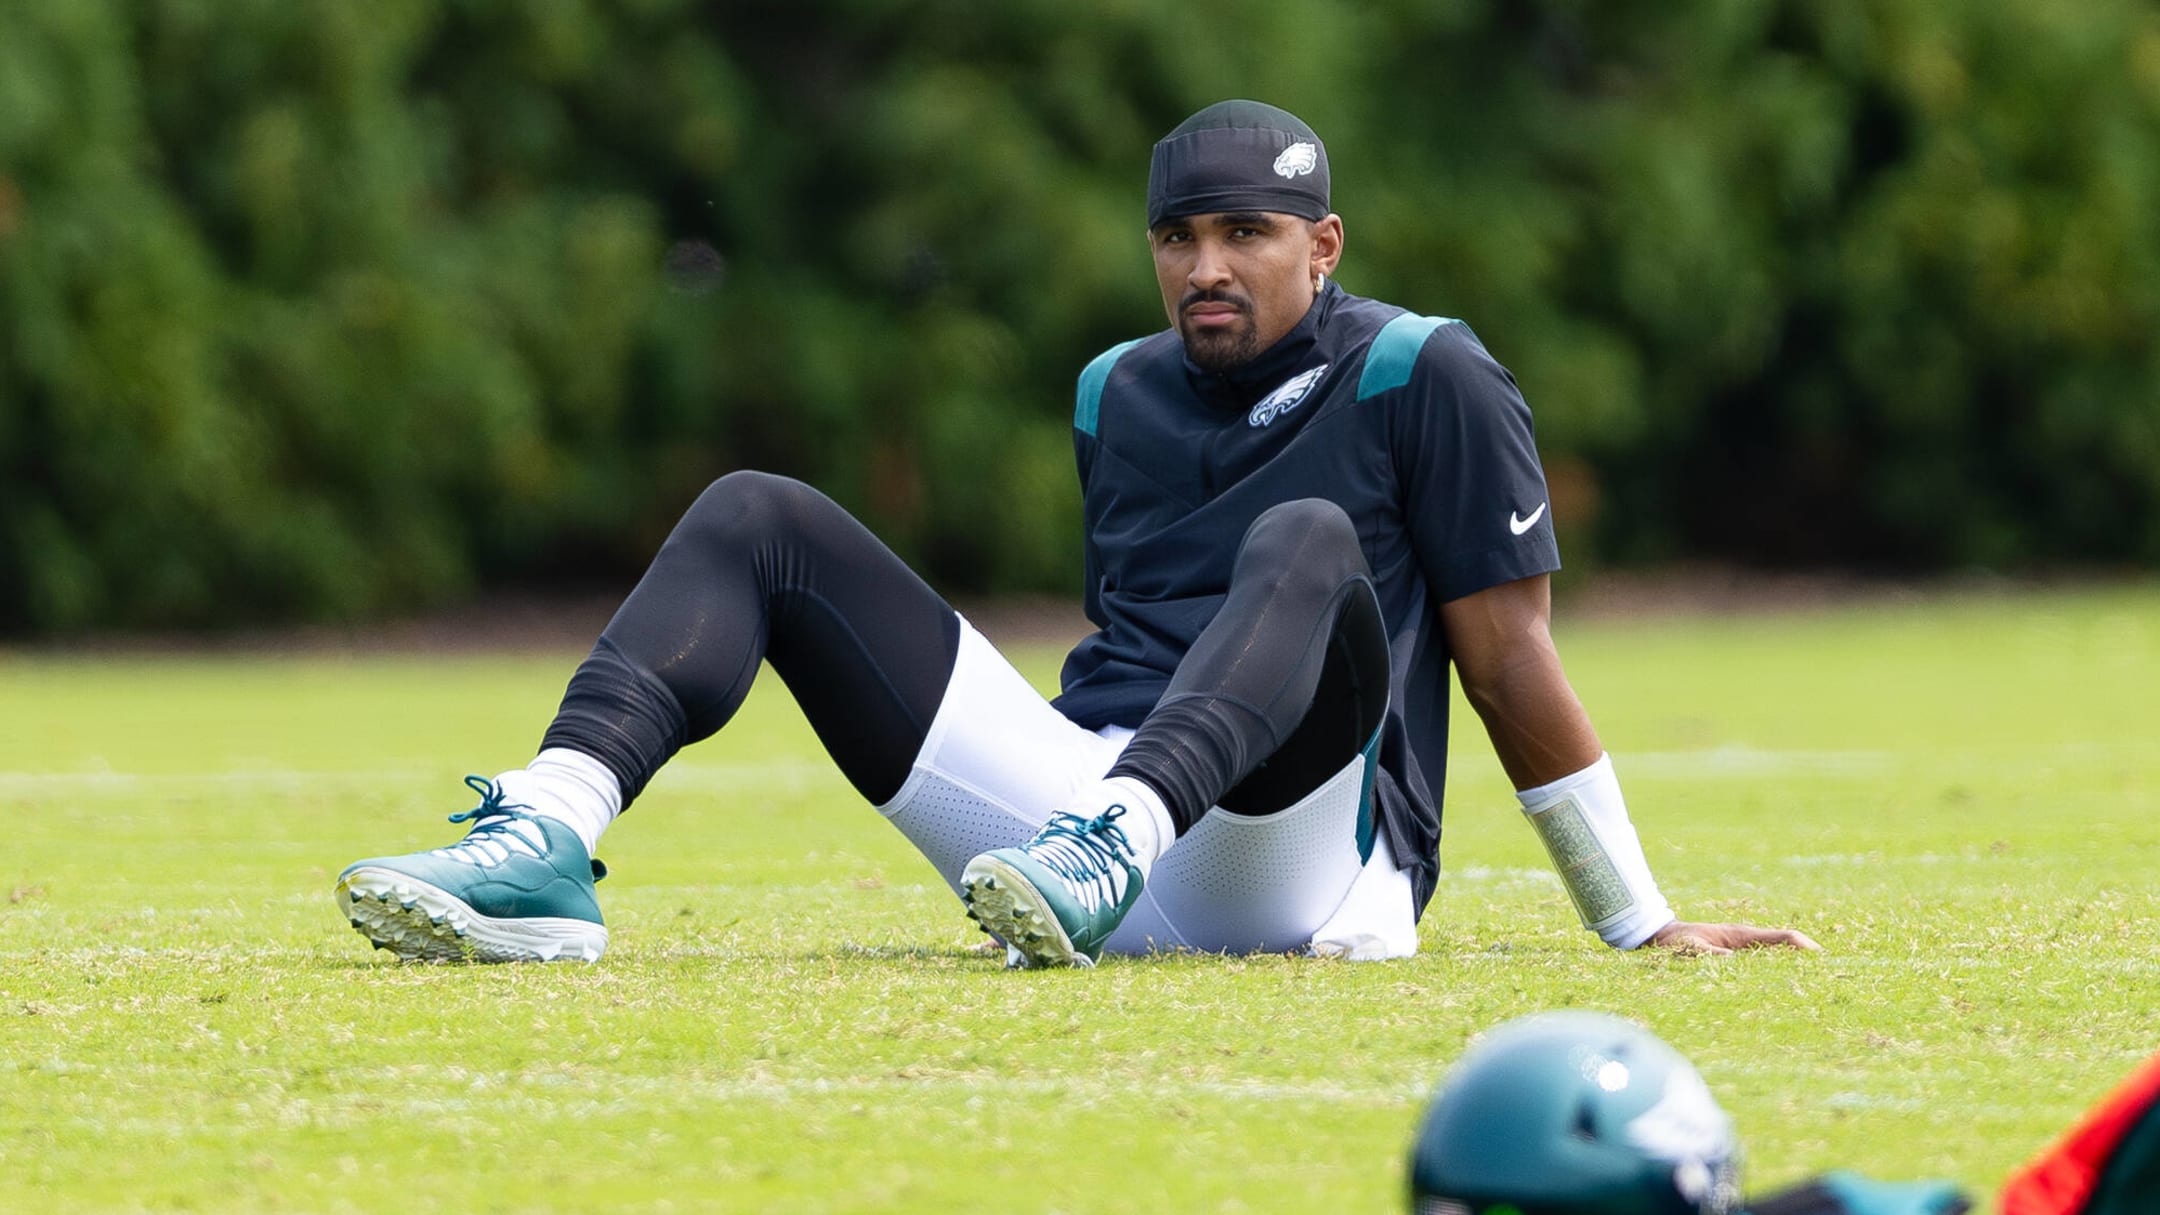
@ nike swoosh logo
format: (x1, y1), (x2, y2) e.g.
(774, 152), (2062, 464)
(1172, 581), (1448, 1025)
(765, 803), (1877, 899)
(1509, 503), (1547, 535)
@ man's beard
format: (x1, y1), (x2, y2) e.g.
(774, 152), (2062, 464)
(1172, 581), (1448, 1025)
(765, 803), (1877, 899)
(1178, 291), (1263, 372)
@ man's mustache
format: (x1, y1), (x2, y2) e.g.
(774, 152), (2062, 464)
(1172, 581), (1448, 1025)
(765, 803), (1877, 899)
(1179, 289), (1253, 316)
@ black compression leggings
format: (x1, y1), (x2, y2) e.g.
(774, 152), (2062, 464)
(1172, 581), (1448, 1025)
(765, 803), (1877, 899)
(541, 477), (1387, 835)
(543, 471), (959, 806)
(1109, 498), (1391, 833)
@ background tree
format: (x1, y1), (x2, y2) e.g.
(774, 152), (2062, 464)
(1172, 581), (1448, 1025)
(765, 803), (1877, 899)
(2, 0), (2156, 633)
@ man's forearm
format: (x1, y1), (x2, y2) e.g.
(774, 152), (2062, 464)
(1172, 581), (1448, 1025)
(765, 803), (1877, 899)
(1459, 638), (1602, 789)
(1444, 576), (1677, 948)
(1461, 644), (1675, 947)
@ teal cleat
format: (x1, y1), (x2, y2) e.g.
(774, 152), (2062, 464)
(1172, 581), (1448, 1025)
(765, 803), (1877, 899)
(961, 806), (1144, 968)
(334, 775), (608, 963)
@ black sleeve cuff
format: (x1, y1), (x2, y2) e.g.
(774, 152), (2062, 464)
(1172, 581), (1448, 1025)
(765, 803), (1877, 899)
(1439, 533), (1562, 603)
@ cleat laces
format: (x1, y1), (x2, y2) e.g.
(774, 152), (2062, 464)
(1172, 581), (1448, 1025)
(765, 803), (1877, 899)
(431, 775), (550, 867)
(1021, 806), (1137, 912)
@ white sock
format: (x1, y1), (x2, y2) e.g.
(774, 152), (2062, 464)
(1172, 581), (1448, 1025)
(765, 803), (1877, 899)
(493, 747), (622, 856)
(1064, 775), (1176, 876)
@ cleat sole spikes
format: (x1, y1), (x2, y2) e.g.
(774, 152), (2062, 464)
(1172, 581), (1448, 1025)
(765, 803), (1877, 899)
(960, 858), (1091, 969)
(334, 870), (606, 965)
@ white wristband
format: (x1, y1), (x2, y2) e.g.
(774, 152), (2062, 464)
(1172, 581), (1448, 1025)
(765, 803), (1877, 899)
(1516, 752), (1674, 949)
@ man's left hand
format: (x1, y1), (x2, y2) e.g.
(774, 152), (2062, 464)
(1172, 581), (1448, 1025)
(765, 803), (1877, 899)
(1648, 920), (1822, 955)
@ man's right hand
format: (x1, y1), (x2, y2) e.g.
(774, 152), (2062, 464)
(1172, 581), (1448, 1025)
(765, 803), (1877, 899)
(1648, 920), (1822, 956)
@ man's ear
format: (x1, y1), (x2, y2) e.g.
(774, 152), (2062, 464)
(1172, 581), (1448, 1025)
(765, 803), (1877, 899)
(1311, 214), (1345, 281)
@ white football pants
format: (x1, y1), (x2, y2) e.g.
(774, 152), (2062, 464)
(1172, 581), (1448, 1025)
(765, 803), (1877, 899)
(873, 621), (1418, 959)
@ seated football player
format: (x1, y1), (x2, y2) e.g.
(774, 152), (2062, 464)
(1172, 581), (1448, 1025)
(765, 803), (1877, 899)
(335, 100), (1817, 968)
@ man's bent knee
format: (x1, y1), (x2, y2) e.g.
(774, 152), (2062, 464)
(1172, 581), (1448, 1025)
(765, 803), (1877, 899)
(681, 470), (845, 553)
(1234, 498), (1369, 592)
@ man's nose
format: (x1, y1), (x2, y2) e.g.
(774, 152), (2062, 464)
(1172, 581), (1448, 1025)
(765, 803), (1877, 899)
(1187, 239), (1233, 290)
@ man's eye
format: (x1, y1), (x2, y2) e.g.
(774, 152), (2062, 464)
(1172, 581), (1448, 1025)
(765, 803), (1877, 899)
(1162, 231), (1191, 244)
(1231, 227), (1262, 239)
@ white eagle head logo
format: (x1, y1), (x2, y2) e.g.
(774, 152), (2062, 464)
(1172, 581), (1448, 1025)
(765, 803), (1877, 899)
(1249, 363), (1329, 427)
(1627, 1068), (1743, 1215)
(1273, 141), (1318, 179)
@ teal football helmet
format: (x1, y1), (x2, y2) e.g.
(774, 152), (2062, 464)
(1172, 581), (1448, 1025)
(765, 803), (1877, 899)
(1408, 1011), (1742, 1215)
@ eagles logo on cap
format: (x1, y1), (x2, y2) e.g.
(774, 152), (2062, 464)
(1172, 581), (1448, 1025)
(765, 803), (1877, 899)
(1273, 142), (1318, 179)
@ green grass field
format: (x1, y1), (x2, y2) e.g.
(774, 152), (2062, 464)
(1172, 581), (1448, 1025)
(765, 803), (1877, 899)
(4, 587), (2157, 1214)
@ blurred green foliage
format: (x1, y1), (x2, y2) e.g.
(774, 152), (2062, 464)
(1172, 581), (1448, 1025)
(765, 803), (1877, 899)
(2, 0), (2157, 632)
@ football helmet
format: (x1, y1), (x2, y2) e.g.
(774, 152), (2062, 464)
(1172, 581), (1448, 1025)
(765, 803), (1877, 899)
(1408, 1011), (1742, 1215)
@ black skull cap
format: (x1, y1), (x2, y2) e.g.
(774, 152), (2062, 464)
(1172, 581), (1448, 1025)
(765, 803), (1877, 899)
(1147, 99), (1331, 228)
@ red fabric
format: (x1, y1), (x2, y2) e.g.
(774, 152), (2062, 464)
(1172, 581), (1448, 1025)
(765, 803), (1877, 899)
(2001, 1051), (2160, 1215)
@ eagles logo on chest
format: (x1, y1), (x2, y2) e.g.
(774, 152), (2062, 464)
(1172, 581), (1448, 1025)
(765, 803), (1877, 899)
(1249, 363), (1330, 428)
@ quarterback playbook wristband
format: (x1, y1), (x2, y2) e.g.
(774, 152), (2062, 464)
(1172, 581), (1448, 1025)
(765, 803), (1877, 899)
(1516, 753), (1674, 949)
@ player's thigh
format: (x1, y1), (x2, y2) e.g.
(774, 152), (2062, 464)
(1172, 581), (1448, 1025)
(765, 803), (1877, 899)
(872, 620), (1119, 889)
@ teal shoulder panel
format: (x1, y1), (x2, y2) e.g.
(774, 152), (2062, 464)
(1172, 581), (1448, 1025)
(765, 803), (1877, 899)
(1355, 313), (1460, 401)
(1075, 339), (1144, 436)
